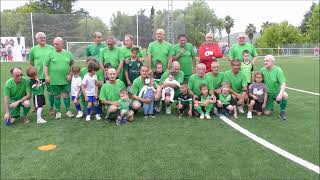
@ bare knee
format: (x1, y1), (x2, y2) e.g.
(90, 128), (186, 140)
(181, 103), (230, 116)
(264, 110), (272, 115)
(22, 100), (30, 108)
(282, 92), (288, 99)
(109, 105), (118, 113)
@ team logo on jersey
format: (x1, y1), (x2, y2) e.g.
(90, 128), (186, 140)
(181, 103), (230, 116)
(253, 88), (264, 95)
(204, 51), (213, 56)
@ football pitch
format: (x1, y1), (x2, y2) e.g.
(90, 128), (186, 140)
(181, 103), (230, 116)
(1, 56), (319, 179)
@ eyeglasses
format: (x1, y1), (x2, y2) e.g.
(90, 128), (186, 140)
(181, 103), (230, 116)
(13, 74), (23, 77)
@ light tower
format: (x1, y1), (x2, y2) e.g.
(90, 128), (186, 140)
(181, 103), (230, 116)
(167, 0), (174, 44)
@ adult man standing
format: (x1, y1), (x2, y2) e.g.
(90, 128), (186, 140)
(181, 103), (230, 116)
(159, 61), (184, 114)
(260, 55), (288, 120)
(172, 34), (196, 82)
(228, 33), (257, 64)
(43, 37), (74, 119)
(29, 32), (55, 114)
(4, 67), (31, 125)
(86, 32), (106, 59)
(205, 61), (224, 95)
(99, 37), (123, 80)
(223, 60), (247, 113)
(121, 34), (144, 61)
(147, 29), (173, 72)
(99, 68), (127, 123)
(188, 63), (209, 97)
(131, 65), (162, 111)
(198, 33), (223, 73)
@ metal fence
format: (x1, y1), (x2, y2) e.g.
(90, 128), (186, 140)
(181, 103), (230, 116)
(256, 48), (320, 57)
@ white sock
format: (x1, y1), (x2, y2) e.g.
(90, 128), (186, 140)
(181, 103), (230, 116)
(37, 107), (42, 120)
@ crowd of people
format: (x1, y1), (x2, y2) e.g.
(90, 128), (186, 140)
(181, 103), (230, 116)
(0, 38), (30, 62)
(3, 29), (289, 126)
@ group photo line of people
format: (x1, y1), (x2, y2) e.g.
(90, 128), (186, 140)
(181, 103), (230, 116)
(4, 28), (289, 126)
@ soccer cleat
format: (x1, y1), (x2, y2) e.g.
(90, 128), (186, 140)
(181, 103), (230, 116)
(165, 106), (172, 114)
(66, 111), (74, 118)
(85, 115), (91, 121)
(76, 111), (83, 118)
(200, 114), (205, 120)
(95, 114), (101, 120)
(55, 112), (62, 119)
(205, 114), (211, 120)
(279, 111), (287, 121)
(37, 119), (47, 124)
(247, 112), (253, 119)
(237, 106), (245, 114)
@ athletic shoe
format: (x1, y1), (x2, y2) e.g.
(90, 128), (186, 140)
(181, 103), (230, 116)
(205, 114), (211, 120)
(55, 112), (61, 119)
(247, 112), (252, 119)
(237, 106), (245, 114)
(149, 114), (155, 118)
(200, 114), (204, 120)
(165, 106), (171, 114)
(116, 118), (121, 126)
(76, 111), (83, 118)
(105, 115), (111, 124)
(37, 119), (47, 124)
(86, 115), (91, 121)
(66, 111), (74, 118)
(144, 115), (149, 119)
(95, 114), (101, 120)
(23, 117), (30, 124)
(279, 111), (287, 121)
(155, 104), (162, 113)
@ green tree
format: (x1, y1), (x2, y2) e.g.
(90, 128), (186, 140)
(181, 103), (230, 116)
(109, 11), (134, 41)
(78, 16), (110, 40)
(260, 21), (271, 35)
(245, 23), (257, 44)
(224, 15), (234, 47)
(299, 2), (316, 34)
(306, 3), (320, 43)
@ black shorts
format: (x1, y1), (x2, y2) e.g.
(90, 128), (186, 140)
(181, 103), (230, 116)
(249, 98), (263, 112)
(33, 95), (46, 108)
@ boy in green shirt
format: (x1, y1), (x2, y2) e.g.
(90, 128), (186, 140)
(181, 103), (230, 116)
(116, 90), (132, 125)
(241, 50), (253, 85)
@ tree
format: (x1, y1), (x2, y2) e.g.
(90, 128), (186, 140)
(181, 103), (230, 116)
(245, 23), (257, 44)
(256, 21), (303, 48)
(260, 21), (271, 35)
(306, 3), (320, 43)
(78, 16), (110, 40)
(224, 15), (234, 47)
(299, 2), (316, 34)
(109, 11), (135, 41)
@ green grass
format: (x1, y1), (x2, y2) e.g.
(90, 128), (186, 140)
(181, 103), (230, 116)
(1, 56), (319, 179)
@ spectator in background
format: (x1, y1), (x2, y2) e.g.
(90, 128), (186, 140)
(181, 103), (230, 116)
(198, 33), (223, 73)
(21, 46), (27, 61)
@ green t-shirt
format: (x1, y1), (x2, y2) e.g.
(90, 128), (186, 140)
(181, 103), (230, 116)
(99, 80), (126, 102)
(205, 72), (224, 91)
(260, 65), (286, 94)
(147, 40), (173, 71)
(223, 70), (247, 93)
(4, 77), (30, 102)
(172, 43), (195, 76)
(44, 50), (73, 85)
(218, 93), (232, 105)
(124, 59), (143, 83)
(131, 76), (158, 96)
(228, 43), (257, 61)
(117, 98), (132, 111)
(241, 62), (253, 83)
(30, 79), (45, 95)
(99, 47), (122, 69)
(29, 44), (54, 79)
(120, 46), (144, 60)
(198, 95), (212, 106)
(86, 43), (106, 59)
(159, 70), (184, 84)
(188, 74), (209, 97)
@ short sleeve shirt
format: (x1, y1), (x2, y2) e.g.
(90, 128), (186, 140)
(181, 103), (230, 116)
(223, 70), (247, 93)
(172, 43), (195, 76)
(188, 74), (209, 97)
(99, 80), (126, 101)
(147, 40), (173, 71)
(131, 76), (158, 96)
(228, 43), (257, 61)
(4, 77), (30, 102)
(29, 44), (54, 79)
(260, 65), (286, 94)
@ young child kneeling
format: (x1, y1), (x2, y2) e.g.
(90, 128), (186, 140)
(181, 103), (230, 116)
(216, 82), (238, 119)
(194, 84), (215, 120)
(177, 83), (193, 118)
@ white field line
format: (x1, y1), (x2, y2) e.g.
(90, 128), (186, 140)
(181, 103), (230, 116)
(286, 87), (320, 96)
(219, 115), (320, 174)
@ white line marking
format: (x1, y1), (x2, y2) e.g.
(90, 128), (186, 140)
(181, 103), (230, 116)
(219, 115), (320, 174)
(286, 87), (320, 96)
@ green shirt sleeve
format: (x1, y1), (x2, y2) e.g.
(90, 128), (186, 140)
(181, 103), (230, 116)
(29, 48), (34, 63)
(159, 71), (169, 84)
(188, 76), (193, 90)
(44, 52), (51, 66)
(228, 45), (235, 58)
(98, 48), (104, 62)
(99, 84), (107, 101)
(25, 78), (31, 93)
(138, 49), (144, 58)
(147, 43), (152, 56)
(176, 71), (184, 83)
(4, 80), (10, 97)
(277, 68), (286, 84)
(131, 79), (139, 95)
(251, 44), (258, 57)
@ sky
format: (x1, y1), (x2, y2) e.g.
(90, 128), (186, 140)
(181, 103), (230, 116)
(1, 0), (317, 36)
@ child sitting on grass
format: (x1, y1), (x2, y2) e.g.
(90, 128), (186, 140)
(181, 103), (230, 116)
(116, 90), (133, 126)
(194, 84), (215, 120)
(177, 83), (193, 118)
(216, 82), (237, 119)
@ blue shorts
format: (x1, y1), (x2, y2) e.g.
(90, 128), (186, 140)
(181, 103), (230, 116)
(71, 96), (79, 101)
(87, 96), (97, 103)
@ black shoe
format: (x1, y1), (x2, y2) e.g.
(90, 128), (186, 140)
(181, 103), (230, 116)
(279, 111), (287, 121)
(105, 115), (111, 124)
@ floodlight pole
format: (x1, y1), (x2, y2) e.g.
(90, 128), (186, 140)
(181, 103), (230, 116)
(30, 12), (35, 47)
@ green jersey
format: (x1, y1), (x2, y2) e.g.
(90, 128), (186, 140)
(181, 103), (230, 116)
(172, 43), (195, 76)
(188, 74), (209, 96)
(124, 59), (143, 83)
(241, 61), (253, 83)
(260, 65), (286, 94)
(131, 76), (158, 96)
(86, 43), (106, 59)
(99, 80), (126, 102)
(120, 46), (144, 60)
(218, 93), (232, 105)
(44, 49), (73, 85)
(159, 70), (184, 84)
(228, 43), (257, 61)
(147, 40), (173, 71)
(99, 47), (122, 69)
(223, 70), (247, 93)
(205, 72), (224, 91)
(4, 77), (30, 101)
(30, 79), (45, 95)
(117, 98), (132, 111)
(29, 44), (54, 79)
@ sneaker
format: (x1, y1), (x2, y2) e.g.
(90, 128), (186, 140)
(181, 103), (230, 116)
(76, 111), (83, 118)
(105, 115), (111, 124)
(23, 118), (30, 124)
(66, 111), (74, 118)
(237, 106), (245, 114)
(49, 108), (55, 115)
(200, 114), (204, 120)
(116, 118), (121, 126)
(205, 114), (211, 120)
(144, 115), (149, 119)
(123, 118), (129, 124)
(279, 111), (287, 121)
(247, 112), (252, 119)
(165, 106), (171, 114)
(55, 112), (62, 119)
(37, 119), (47, 124)
(149, 114), (155, 118)
(86, 115), (91, 121)
(96, 114), (101, 120)
(155, 103), (162, 113)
